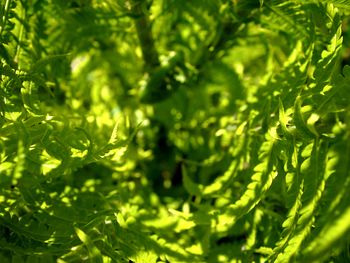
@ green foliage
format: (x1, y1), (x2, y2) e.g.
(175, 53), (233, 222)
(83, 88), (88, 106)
(1, 0), (350, 262)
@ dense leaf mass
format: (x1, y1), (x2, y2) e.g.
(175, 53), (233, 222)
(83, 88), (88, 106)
(1, 0), (350, 262)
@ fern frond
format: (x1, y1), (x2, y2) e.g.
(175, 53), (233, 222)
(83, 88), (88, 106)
(297, 0), (350, 12)
(261, 0), (314, 44)
(300, 134), (350, 261)
(215, 127), (278, 232)
(271, 140), (328, 262)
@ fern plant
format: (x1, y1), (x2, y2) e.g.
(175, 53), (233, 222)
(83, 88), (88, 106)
(1, 0), (350, 262)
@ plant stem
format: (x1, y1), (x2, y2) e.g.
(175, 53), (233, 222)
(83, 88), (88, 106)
(128, 0), (160, 71)
(0, 0), (12, 36)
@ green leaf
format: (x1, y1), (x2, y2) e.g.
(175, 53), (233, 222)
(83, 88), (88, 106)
(293, 97), (315, 140)
(182, 165), (203, 196)
(74, 227), (103, 263)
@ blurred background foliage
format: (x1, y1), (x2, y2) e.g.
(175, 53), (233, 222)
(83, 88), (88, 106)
(1, 0), (350, 262)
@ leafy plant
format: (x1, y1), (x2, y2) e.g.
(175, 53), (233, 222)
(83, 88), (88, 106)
(1, 0), (350, 262)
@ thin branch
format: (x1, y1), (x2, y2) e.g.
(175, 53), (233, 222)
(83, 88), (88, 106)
(128, 0), (160, 71)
